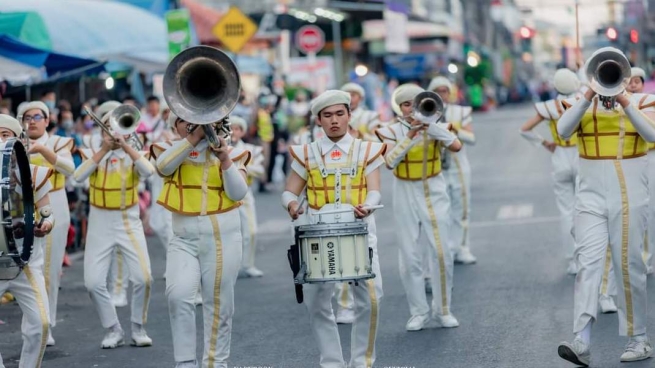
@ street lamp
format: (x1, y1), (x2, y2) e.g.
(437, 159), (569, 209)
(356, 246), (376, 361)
(355, 64), (368, 77)
(448, 63), (458, 74)
(105, 77), (114, 90)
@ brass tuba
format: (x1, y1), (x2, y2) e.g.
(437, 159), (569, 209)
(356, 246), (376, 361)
(584, 47), (631, 109)
(163, 46), (241, 148)
(412, 91), (445, 124)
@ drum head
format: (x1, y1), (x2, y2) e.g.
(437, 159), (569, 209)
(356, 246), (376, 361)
(0, 139), (34, 280)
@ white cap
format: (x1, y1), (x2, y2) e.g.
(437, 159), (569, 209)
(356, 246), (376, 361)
(310, 90), (351, 116)
(0, 114), (23, 136)
(97, 101), (121, 119)
(631, 67), (646, 80)
(340, 83), (366, 98)
(19, 101), (49, 119)
(166, 112), (180, 127)
(427, 76), (452, 92)
(230, 115), (248, 131)
(394, 84), (424, 105)
(553, 68), (581, 95)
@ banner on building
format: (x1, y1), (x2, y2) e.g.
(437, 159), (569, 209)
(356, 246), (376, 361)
(286, 56), (335, 93)
(165, 9), (192, 60)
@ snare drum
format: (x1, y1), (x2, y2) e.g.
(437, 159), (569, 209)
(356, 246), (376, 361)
(0, 139), (35, 280)
(294, 221), (374, 284)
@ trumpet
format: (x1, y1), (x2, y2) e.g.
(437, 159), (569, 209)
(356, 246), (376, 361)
(412, 91), (445, 125)
(163, 45), (241, 149)
(584, 47), (631, 109)
(84, 104), (143, 150)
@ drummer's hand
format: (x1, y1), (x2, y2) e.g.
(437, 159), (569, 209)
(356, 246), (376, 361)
(27, 142), (44, 155)
(34, 221), (52, 237)
(288, 200), (304, 220)
(354, 204), (370, 219)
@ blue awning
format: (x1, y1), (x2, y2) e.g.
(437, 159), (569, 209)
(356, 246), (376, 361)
(0, 34), (105, 82)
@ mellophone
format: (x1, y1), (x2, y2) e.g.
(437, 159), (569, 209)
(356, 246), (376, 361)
(288, 200), (383, 304)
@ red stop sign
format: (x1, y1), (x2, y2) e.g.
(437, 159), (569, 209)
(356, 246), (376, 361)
(296, 25), (325, 54)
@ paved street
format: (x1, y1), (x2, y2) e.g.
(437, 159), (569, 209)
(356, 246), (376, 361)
(2, 103), (655, 368)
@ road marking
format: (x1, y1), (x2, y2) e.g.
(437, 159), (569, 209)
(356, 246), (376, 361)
(496, 204), (534, 220)
(470, 216), (560, 228)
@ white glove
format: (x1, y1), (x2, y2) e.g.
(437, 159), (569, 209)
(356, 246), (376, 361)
(426, 123), (457, 146)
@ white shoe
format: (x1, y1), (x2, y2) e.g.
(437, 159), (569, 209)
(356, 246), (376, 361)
(46, 330), (55, 346)
(434, 314), (459, 328)
(112, 292), (128, 308)
(131, 323), (152, 347)
(175, 361), (197, 368)
(336, 308), (355, 324)
(567, 260), (578, 275)
(405, 314), (431, 331)
(620, 338), (653, 362)
(558, 337), (590, 367)
(455, 247), (477, 264)
(101, 326), (125, 349)
(599, 295), (617, 314)
(243, 267), (264, 277)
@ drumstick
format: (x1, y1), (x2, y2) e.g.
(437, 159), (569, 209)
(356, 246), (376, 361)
(37, 207), (52, 227)
(316, 205), (385, 216)
(292, 196), (306, 223)
(361, 205), (384, 211)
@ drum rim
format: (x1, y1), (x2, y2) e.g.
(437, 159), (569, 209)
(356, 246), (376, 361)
(2, 139), (35, 266)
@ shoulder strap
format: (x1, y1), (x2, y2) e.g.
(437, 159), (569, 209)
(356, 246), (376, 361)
(350, 139), (362, 177)
(309, 141), (328, 178)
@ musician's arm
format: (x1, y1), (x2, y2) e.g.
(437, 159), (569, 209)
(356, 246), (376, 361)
(520, 114), (547, 146)
(283, 171), (307, 220)
(34, 179), (54, 236)
(48, 139), (76, 176)
(619, 95), (655, 142)
(133, 152), (155, 178)
(427, 123), (461, 152)
(222, 149), (250, 201)
(557, 96), (590, 139)
(74, 148), (107, 182)
(156, 139), (194, 176)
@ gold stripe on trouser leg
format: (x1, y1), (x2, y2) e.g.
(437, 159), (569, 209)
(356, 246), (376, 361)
(600, 246), (612, 294)
(452, 155), (469, 247)
(44, 234), (53, 299)
(245, 201), (257, 268)
(115, 248), (124, 295)
(121, 211), (151, 323)
(421, 134), (449, 315)
(207, 215), (223, 367)
(364, 279), (378, 368)
(339, 283), (349, 309)
(613, 160), (634, 335)
(23, 266), (48, 368)
(642, 231), (648, 264)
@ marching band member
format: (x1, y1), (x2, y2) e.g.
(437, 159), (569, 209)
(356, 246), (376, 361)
(283, 90), (386, 368)
(340, 83), (381, 141)
(154, 114), (250, 368)
(519, 68), (581, 275)
(429, 76), (477, 264)
(376, 84), (462, 331)
(0, 114), (54, 368)
(74, 111), (154, 349)
(557, 48), (655, 366)
(229, 115), (266, 278)
(20, 101), (75, 346)
(628, 67), (654, 274)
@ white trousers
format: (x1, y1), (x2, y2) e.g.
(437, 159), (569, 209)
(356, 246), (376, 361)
(551, 147), (579, 260)
(645, 150), (655, 269)
(166, 211), (242, 368)
(573, 158), (648, 336)
(304, 214), (382, 368)
(394, 175), (454, 317)
(0, 266), (50, 368)
(443, 151), (472, 255)
(332, 219), (378, 314)
(239, 190), (258, 269)
(108, 247), (130, 298)
(84, 205), (152, 328)
(149, 174), (173, 251)
(42, 188), (70, 327)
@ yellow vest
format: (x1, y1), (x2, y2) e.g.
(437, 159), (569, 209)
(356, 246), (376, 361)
(394, 132), (441, 180)
(29, 136), (73, 191)
(89, 156), (140, 209)
(577, 98), (648, 159)
(535, 100), (577, 147)
(158, 149), (248, 215)
(303, 141), (369, 210)
(548, 120), (577, 147)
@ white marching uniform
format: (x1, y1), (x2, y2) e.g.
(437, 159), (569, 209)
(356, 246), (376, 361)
(74, 146), (154, 330)
(147, 129), (178, 253)
(29, 133), (75, 326)
(532, 98), (579, 264)
(376, 122), (455, 320)
(0, 165), (53, 368)
(558, 93), (655, 337)
(288, 134), (385, 368)
(233, 140), (265, 273)
(441, 104), (475, 259)
(645, 145), (655, 272)
(153, 139), (250, 367)
(349, 107), (381, 141)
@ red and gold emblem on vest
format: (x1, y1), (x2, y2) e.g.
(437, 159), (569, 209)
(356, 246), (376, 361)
(330, 149), (342, 160)
(110, 158), (118, 165)
(189, 150), (199, 158)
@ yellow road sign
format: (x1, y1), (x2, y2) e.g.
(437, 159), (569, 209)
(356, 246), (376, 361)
(212, 6), (258, 53)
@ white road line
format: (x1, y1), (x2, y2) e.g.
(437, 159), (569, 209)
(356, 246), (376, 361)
(470, 216), (560, 228)
(496, 204), (534, 220)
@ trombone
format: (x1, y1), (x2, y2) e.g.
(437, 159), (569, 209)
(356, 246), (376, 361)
(84, 105), (144, 150)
